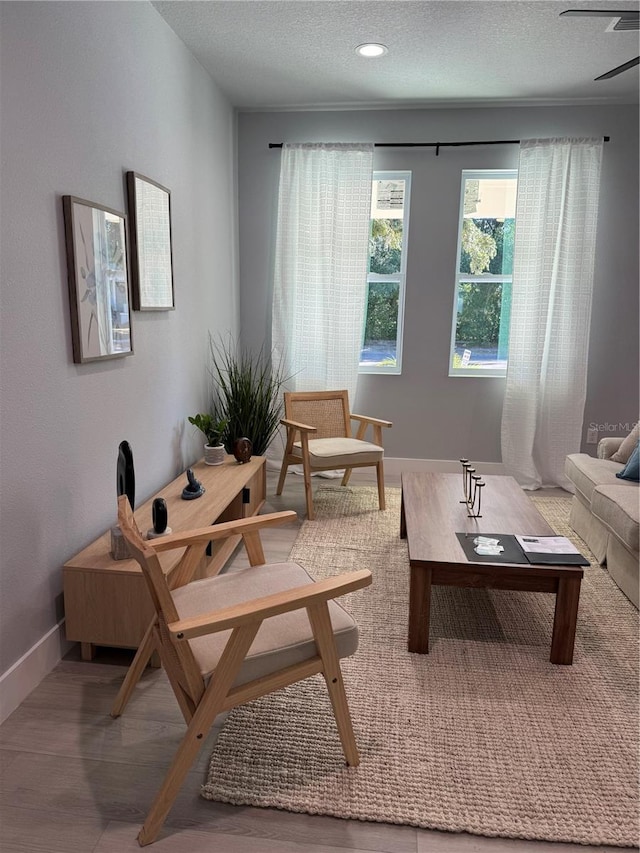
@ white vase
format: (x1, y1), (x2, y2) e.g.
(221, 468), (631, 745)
(204, 443), (226, 466)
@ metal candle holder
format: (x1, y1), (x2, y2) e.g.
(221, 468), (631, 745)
(459, 458), (485, 517)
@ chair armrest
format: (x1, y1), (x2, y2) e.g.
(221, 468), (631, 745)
(598, 437), (624, 460)
(149, 511), (297, 553)
(351, 413), (393, 429)
(169, 568), (372, 640)
(280, 418), (317, 434)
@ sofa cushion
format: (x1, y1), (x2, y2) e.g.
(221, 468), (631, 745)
(616, 443), (639, 482)
(598, 436), (624, 460)
(611, 423), (639, 464)
(591, 486), (639, 554)
(565, 453), (624, 504)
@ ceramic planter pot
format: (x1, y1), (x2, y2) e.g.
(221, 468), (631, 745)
(204, 443), (225, 465)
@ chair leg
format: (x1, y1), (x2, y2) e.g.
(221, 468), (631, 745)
(324, 668), (359, 765)
(138, 696), (221, 846)
(138, 623), (260, 846)
(277, 428), (297, 495)
(137, 698), (220, 846)
(276, 458), (289, 495)
(110, 619), (155, 718)
(341, 467), (353, 486)
(302, 459), (315, 520)
(376, 461), (386, 510)
(307, 602), (359, 766)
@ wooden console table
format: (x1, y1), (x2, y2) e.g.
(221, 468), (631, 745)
(63, 455), (266, 660)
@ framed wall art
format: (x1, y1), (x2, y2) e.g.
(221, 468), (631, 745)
(62, 196), (133, 364)
(126, 171), (175, 310)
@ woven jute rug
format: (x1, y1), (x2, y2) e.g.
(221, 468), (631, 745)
(203, 487), (639, 846)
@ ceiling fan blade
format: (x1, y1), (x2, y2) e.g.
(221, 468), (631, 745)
(595, 56), (640, 80)
(560, 9), (640, 18)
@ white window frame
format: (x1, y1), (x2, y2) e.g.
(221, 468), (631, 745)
(359, 171), (411, 375)
(448, 169), (517, 379)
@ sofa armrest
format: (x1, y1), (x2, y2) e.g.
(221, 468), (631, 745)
(597, 437), (624, 460)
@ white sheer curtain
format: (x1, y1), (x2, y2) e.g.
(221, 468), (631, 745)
(271, 142), (374, 402)
(501, 137), (603, 490)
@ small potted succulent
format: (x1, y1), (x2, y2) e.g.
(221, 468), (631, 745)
(188, 413), (228, 466)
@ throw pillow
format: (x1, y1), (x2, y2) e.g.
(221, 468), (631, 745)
(611, 422), (639, 464)
(616, 442), (640, 482)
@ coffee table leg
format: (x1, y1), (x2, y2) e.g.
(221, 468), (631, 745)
(400, 490), (406, 539)
(408, 564), (431, 653)
(550, 576), (581, 665)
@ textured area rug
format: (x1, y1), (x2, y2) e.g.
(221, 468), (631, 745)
(203, 487), (639, 846)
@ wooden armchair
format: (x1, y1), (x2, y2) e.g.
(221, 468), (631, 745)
(115, 495), (371, 846)
(276, 389), (392, 520)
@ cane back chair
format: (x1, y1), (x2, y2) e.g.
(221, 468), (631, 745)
(276, 389), (392, 520)
(115, 494), (371, 846)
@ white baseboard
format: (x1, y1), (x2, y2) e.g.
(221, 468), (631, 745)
(0, 620), (73, 724)
(382, 457), (506, 478)
(268, 456), (505, 479)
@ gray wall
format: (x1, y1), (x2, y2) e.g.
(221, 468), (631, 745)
(237, 106), (639, 462)
(0, 2), (238, 674)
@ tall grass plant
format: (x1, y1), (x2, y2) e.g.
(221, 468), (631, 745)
(208, 334), (291, 456)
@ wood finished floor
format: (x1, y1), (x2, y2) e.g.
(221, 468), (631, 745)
(0, 470), (630, 853)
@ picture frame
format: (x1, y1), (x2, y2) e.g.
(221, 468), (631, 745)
(62, 196), (133, 364)
(126, 171), (175, 310)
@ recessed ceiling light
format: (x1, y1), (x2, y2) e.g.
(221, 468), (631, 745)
(355, 43), (388, 58)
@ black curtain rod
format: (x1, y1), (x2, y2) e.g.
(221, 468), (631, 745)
(268, 137), (610, 156)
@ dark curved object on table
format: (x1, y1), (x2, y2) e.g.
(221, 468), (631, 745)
(152, 498), (168, 534)
(233, 437), (253, 464)
(182, 468), (205, 500)
(117, 441), (135, 510)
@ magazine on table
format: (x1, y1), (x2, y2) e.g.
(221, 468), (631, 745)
(516, 535), (581, 555)
(515, 535), (589, 565)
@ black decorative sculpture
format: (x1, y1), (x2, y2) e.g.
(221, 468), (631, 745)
(116, 441), (135, 510)
(112, 440), (135, 560)
(181, 468), (205, 500)
(152, 498), (168, 534)
(146, 496), (172, 539)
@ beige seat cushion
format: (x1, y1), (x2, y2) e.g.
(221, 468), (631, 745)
(565, 453), (624, 504)
(611, 423), (639, 464)
(591, 485), (640, 554)
(171, 561), (358, 686)
(292, 437), (383, 469)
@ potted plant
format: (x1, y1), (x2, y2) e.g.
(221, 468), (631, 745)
(207, 334), (291, 457)
(188, 413), (228, 465)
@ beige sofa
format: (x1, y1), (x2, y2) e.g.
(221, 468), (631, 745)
(565, 431), (639, 608)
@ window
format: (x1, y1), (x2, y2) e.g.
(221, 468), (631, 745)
(449, 170), (517, 377)
(359, 172), (411, 374)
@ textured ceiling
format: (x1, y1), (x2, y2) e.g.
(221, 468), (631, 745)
(151, 0), (640, 110)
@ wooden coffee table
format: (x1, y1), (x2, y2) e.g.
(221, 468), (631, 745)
(400, 472), (583, 664)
